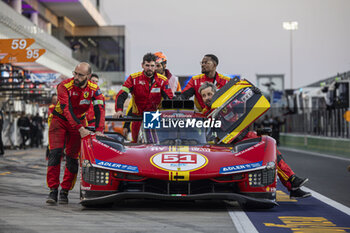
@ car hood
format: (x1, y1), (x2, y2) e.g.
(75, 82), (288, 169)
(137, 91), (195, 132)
(81, 135), (276, 181)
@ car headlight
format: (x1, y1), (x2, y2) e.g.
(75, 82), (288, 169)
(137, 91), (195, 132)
(82, 159), (92, 168)
(266, 161), (275, 170)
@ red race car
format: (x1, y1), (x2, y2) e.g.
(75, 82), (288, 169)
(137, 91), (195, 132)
(80, 80), (276, 209)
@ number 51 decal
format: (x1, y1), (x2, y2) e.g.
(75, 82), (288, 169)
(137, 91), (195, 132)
(162, 154), (197, 164)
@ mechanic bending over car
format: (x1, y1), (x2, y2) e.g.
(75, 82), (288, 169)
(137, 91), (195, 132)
(114, 53), (173, 142)
(122, 52), (182, 138)
(181, 54), (231, 112)
(199, 81), (311, 199)
(46, 62), (106, 205)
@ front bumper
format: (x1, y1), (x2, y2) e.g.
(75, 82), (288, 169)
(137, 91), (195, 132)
(80, 191), (277, 207)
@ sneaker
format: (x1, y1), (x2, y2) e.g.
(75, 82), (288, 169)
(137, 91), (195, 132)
(59, 189), (69, 204)
(289, 175), (309, 190)
(46, 189), (58, 204)
(290, 188), (311, 199)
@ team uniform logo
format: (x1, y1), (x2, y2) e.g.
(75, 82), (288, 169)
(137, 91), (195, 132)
(84, 91), (89, 98)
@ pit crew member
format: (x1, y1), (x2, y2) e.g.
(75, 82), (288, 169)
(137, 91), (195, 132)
(181, 54), (231, 112)
(46, 62), (105, 205)
(114, 53), (173, 142)
(199, 81), (311, 199)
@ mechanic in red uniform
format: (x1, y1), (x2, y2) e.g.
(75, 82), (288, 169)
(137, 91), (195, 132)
(46, 94), (58, 160)
(48, 94), (57, 116)
(154, 52), (181, 94)
(46, 62), (105, 204)
(122, 52), (181, 137)
(86, 73), (100, 128)
(199, 81), (311, 199)
(114, 53), (173, 142)
(181, 54), (231, 112)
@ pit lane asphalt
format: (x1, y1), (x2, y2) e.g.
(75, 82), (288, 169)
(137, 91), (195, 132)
(1, 147), (349, 233)
(0, 148), (240, 233)
(279, 147), (350, 208)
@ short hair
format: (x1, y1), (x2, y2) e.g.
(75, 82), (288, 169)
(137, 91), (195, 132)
(142, 53), (157, 63)
(199, 82), (217, 95)
(91, 73), (99, 79)
(204, 54), (219, 66)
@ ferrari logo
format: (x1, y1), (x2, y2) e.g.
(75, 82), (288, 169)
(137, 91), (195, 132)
(222, 107), (227, 114)
(84, 91), (89, 98)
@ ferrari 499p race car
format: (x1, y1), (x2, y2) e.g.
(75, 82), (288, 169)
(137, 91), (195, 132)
(80, 78), (277, 209)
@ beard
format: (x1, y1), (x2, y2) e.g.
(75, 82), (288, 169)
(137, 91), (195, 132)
(204, 100), (211, 107)
(201, 68), (209, 75)
(74, 77), (88, 87)
(145, 70), (154, 77)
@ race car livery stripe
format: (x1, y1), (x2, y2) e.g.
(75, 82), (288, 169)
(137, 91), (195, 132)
(169, 171), (190, 181)
(169, 146), (190, 152)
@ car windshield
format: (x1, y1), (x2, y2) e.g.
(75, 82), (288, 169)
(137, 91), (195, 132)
(142, 117), (208, 145)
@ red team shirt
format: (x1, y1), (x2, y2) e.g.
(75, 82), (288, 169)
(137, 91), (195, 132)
(53, 77), (105, 132)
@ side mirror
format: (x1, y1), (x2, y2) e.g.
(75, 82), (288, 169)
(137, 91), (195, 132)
(257, 128), (272, 136)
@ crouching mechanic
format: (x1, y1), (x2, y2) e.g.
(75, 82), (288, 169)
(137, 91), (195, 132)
(46, 62), (105, 204)
(114, 53), (173, 142)
(199, 82), (311, 199)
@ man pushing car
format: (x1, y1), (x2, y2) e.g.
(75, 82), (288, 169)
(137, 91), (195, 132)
(114, 53), (173, 142)
(199, 81), (311, 199)
(46, 62), (105, 204)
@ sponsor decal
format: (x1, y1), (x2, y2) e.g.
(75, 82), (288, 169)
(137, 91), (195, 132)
(79, 99), (91, 105)
(220, 161), (263, 174)
(234, 141), (264, 156)
(92, 139), (121, 154)
(72, 92), (78, 96)
(191, 147), (211, 152)
(139, 80), (146, 85)
(84, 91), (89, 98)
(95, 159), (139, 173)
(151, 88), (160, 93)
(150, 151), (208, 172)
(241, 87), (254, 102)
(80, 186), (91, 190)
(150, 146), (168, 151)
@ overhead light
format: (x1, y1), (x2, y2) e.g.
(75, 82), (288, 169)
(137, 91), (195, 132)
(88, 38), (97, 47)
(283, 21), (298, 30)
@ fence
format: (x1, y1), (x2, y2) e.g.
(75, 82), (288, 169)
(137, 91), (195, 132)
(282, 108), (350, 138)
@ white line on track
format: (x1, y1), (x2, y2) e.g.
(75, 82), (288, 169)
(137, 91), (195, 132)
(227, 206), (258, 233)
(279, 146), (350, 162)
(227, 186), (350, 233)
(302, 186), (350, 216)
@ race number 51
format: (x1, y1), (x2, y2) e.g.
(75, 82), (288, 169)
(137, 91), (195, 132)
(162, 154), (197, 164)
